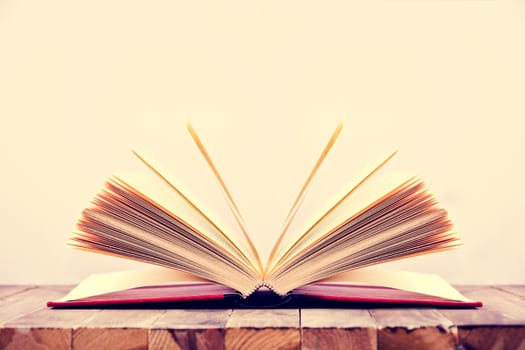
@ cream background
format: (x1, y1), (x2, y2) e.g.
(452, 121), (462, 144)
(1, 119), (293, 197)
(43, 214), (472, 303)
(1, 0), (524, 284)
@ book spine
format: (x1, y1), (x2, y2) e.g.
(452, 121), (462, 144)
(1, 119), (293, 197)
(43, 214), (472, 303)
(244, 282), (286, 298)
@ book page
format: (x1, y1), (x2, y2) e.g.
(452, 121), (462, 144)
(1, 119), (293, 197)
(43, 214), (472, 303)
(280, 171), (415, 261)
(264, 174), (460, 294)
(71, 174), (262, 295)
(116, 171), (251, 263)
(60, 267), (209, 301)
(320, 267), (470, 302)
(130, 150), (261, 271)
(185, 122), (350, 268)
(264, 123), (343, 275)
(185, 123), (263, 274)
(267, 150), (403, 274)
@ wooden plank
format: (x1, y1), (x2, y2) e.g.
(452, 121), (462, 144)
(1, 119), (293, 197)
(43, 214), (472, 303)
(5, 285), (90, 329)
(439, 305), (522, 327)
(457, 285), (525, 322)
(0, 286), (72, 350)
(0, 286), (36, 300)
(6, 308), (96, 329)
(369, 308), (456, 350)
(74, 308), (165, 328)
(455, 327), (525, 350)
(72, 308), (166, 350)
(0, 286), (70, 325)
(0, 328), (71, 350)
(494, 285), (525, 299)
(440, 286), (525, 327)
(440, 286), (525, 350)
(225, 309), (300, 350)
(151, 308), (231, 329)
(3, 307), (98, 350)
(149, 309), (231, 350)
(301, 309), (376, 350)
(74, 327), (148, 350)
(149, 328), (225, 350)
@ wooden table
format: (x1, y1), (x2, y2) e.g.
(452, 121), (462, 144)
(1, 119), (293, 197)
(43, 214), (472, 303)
(0, 285), (523, 350)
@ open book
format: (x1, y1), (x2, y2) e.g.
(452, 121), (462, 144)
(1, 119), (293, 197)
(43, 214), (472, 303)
(48, 123), (481, 308)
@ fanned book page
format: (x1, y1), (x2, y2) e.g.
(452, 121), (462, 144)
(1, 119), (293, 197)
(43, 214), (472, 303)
(56, 122), (481, 308)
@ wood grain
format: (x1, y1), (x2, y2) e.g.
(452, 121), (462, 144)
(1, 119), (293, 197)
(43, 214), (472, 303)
(0, 328), (70, 350)
(2, 308), (96, 350)
(225, 309), (300, 350)
(0, 286), (72, 349)
(494, 285), (525, 299)
(369, 309), (456, 350)
(441, 286), (525, 350)
(149, 328), (225, 350)
(72, 309), (164, 350)
(0, 286), (36, 299)
(74, 328), (148, 350)
(459, 286), (525, 321)
(301, 309), (376, 350)
(440, 286), (525, 326)
(149, 309), (231, 350)
(455, 326), (525, 350)
(0, 286), (70, 325)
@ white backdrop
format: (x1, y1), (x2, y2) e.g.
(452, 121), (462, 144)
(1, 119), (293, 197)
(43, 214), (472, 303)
(1, 0), (524, 285)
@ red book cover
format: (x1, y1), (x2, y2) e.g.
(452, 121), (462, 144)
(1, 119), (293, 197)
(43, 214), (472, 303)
(48, 280), (482, 309)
